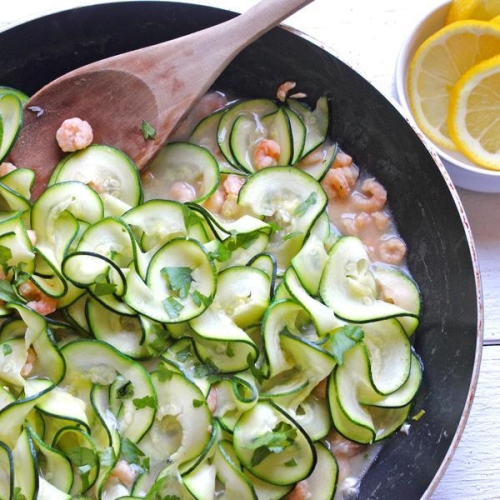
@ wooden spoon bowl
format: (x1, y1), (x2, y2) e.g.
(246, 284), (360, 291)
(8, 0), (313, 198)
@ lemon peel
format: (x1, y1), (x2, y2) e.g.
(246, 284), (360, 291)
(446, 0), (500, 24)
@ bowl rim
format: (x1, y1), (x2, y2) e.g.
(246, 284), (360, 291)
(394, 0), (500, 181)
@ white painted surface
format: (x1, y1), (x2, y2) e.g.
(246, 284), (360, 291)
(2, 1), (499, 498)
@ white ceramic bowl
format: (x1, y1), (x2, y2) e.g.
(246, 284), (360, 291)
(395, 0), (500, 193)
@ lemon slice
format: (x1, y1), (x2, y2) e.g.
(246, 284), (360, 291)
(448, 54), (500, 170)
(407, 20), (500, 150)
(446, 0), (500, 24)
(492, 13), (500, 23)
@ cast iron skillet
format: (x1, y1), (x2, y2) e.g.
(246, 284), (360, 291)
(0, 2), (483, 498)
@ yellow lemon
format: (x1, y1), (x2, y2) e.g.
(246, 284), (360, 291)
(446, 0), (500, 23)
(492, 13), (500, 23)
(407, 20), (500, 150)
(448, 54), (500, 170)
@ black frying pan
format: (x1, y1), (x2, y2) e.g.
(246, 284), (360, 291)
(0, 2), (482, 498)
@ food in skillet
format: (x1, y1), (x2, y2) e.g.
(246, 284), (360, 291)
(0, 82), (422, 499)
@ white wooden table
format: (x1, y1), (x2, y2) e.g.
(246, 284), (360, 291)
(2, 1), (499, 498)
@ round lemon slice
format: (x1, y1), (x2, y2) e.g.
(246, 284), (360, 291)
(446, 0), (500, 24)
(407, 20), (500, 151)
(448, 54), (500, 170)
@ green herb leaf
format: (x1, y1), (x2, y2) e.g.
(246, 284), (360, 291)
(284, 458), (298, 467)
(13, 487), (27, 500)
(248, 421), (298, 466)
(0, 279), (22, 303)
(192, 399), (205, 408)
(208, 242), (232, 263)
(226, 342), (235, 358)
(141, 120), (156, 140)
(191, 290), (211, 308)
(116, 380), (134, 400)
(121, 438), (150, 472)
(2, 344), (13, 356)
(65, 446), (97, 468)
(133, 395), (158, 410)
(161, 266), (193, 299)
(329, 325), (364, 364)
(156, 364), (175, 382)
(294, 192), (318, 217)
(0, 245), (12, 267)
(163, 296), (184, 319)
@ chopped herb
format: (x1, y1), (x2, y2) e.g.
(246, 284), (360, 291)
(284, 458), (298, 467)
(412, 409), (426, 421)
(163, 296), (184, 319)
(175, 345), (192, 363)
(208, 242), (232, 263)
(133, 395), (158, 410)
(65, 446), (97, 468)
(294, 192), (318, 217)
(329, 325), (364, 365)
(156, 364), (175, 382)
(226, 342), (235, 358)
(13, 487), (28, 500)
(141, 120), (156, 140)
(0, 279), (22, 304)
(191, 290), (211, 308)
(2, 344), (13, 356)
(247, 421), (297, 466)
(267, 221), (283, 233)
(121, 438), (150, 473)
(12, 263), (30, 287)
(0, 245), (12, 273)
(192, 399), (205, 408)
(93, 273), (117, 297)
(116, 380), (134, 400)
(183, 206), (202, 231)
(161, 266), (193, 299)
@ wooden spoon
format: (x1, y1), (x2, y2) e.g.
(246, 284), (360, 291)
(9, 0), (314, 198)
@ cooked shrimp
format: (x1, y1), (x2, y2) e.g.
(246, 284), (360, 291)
(207, 386), (218, 414)
(56, 117), (93, 152)
(351, 178), (387, 212)
(18, 281), (58, 316)
(277, 81), (297, 102)
(20, 347), (36, 378)
(311, 378), (328, 400)
(297, 145), (326, 167)
(379, 237), (407, 265)
(332, 150), (353, 169)
(203, 174), (247, 218)
(0, 162), (16, 177)
(109, 460), (136, 488)
(167, 181), (197, 203)
(253, 139), (281, 169)
(286, 480), (312, 500)
(321, 164), (359, 200)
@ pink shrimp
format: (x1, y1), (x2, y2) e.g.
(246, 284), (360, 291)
(56, 117), (93, 152)
(207, 386), (218, 414)
(18, 281), (58, 316)
(321, 164), (359, 200)
(351, 177), (387, 212)
(0, 162), (17, 177)
(332, 150), (353, 169)
(203, 174), (246, 217)
(109, 460), (136, 488)
(253, 139), (281, 169)
(167, 181), (197, 203)
(286, 480), (311, 500)
(20, 347), (36, 378)
(379, 237), (407, 265)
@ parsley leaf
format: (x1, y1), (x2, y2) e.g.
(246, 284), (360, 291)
(156, 364), (175, 382)
(0, 279), (22, 303)
(329, 325), (364, 364)
(133, 395), (158, 410)
(191, 290), (211, 308)
(247, 421), (297, 466)
(163, 296), (184, 319)
(121, 438), (150, 473)
(294, 192), (318, 217)
(2, 344), (13, 356)
(192, 399), (205, 408)
(141, 120), (156, 140)
(13, 487), (27, 500)
(161, 266), (193, 299)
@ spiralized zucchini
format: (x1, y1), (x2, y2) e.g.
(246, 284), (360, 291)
(0, 85), (422, 499)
